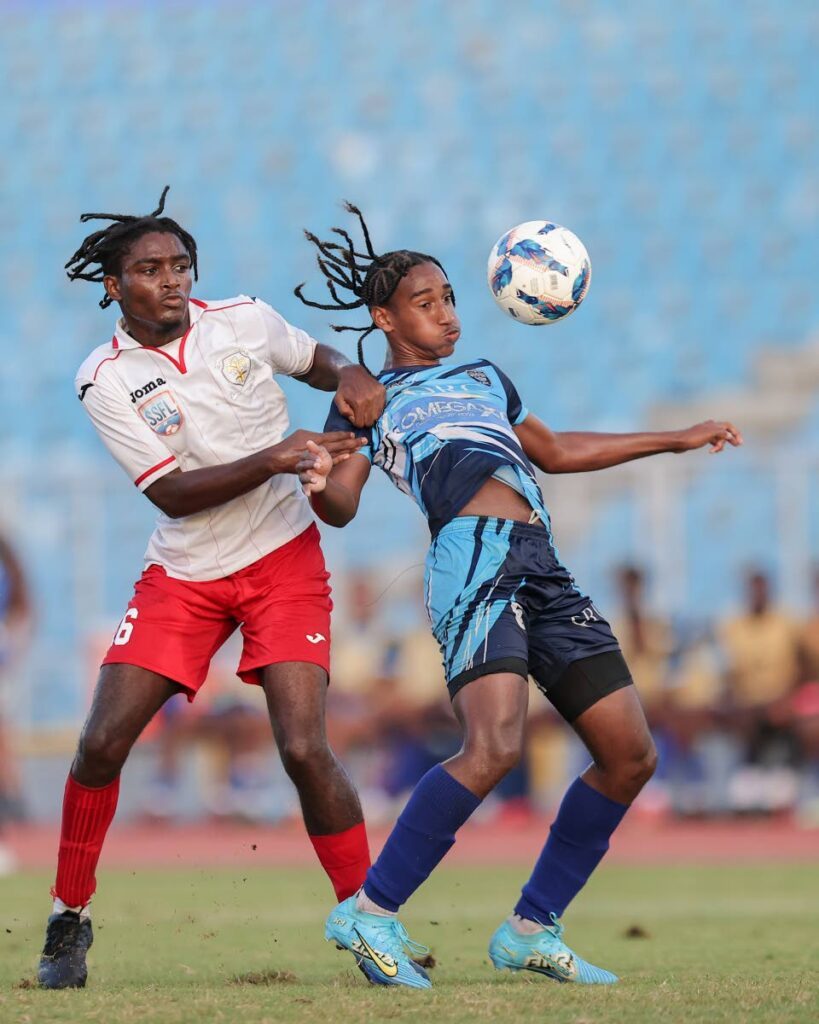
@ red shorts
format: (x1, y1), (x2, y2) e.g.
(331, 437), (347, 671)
(102, 523), (332, 700)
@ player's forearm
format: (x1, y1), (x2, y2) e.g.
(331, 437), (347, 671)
(548, 431), (686, 473)
(310, 478), (359, 527)
(145, 449), (281, 518)
(296, 343), (355, 391)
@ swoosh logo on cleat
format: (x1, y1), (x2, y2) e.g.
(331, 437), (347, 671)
(352, 928), (399, 978)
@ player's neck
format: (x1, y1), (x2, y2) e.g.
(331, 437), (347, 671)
(120, 312), (191, 349)
(383, 340), (441, 370)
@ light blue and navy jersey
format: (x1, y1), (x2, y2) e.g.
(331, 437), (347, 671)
(324, 359), (549, 536)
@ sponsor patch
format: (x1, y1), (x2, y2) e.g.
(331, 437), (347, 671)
(221, 350), (251, 386)
(138, 390), (183, 436)
(467, 368), (491, 387)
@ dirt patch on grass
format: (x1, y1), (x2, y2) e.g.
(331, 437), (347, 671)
(230, 969), (298, 986)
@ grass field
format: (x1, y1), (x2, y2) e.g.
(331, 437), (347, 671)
(1, 864), (816, 1024)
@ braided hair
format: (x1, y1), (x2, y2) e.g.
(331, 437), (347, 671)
(294, 202), (448, 370)
(65, 186), (198, 308)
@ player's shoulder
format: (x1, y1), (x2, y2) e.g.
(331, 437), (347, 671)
(75, 340), (120, 387)
(443, 358), (511, 387)
(193, 294), (259, 319)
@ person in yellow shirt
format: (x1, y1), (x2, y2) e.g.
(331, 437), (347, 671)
(719, 570), (801, 811)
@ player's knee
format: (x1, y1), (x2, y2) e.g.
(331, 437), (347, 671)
(75, 727), (130, 784)
(615, 739), (658, 797)
(278, 733), (331, 778)
(466, 730), (523, 787)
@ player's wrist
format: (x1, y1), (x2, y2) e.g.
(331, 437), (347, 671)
(667, 430), (688, 453)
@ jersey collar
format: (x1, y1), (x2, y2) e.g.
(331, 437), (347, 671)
(111, 298), (207, 350)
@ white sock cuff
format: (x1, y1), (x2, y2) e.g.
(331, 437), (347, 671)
(53, 896), (91, 921)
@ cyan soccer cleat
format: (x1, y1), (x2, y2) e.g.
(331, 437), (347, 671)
(488, 914), (618, 984)
(325, 896), (432, 989)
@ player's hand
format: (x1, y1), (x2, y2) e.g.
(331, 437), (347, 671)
(335, 365), (386, 428)
(675, 420), (744, 454)
(270, 430), (365, 475)
(297, 440), (335, 496)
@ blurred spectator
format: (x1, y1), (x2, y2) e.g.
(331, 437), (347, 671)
(140, 634), (278, 822)
(0, 533), (33, 873)
(611, 565), (674, 721)
(719, 569), (801, 812)
(796, 565), (819, 685)
(374, 616), (461, 808)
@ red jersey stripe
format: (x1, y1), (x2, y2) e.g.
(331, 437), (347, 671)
(134, 455), (176, 487)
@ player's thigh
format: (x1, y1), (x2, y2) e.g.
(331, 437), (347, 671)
(571, 679), (655, 771)
(79, 662), (182, 755)
(452, 671), (530, 752)
(259, 661), (329, 746)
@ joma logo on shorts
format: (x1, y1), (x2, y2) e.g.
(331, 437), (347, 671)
(130, 378), (166, 403)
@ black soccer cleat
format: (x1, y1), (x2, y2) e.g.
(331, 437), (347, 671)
(37, 910), (94, 989)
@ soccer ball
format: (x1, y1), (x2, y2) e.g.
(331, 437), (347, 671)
(487, 221), (591, 325)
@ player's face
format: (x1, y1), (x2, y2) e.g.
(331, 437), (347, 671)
(104, 231), (193, 336)
(373, 262), (460, 362)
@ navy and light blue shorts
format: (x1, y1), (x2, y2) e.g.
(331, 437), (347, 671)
(424, 516), (630, 721)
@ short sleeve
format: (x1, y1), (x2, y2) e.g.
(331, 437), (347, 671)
(77, 378), (179, 492)
(324, 400), (374, 463)
(491, 364), (529, 426)
(254, 298), (317, 377)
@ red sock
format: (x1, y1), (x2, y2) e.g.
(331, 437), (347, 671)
(309, 821), (371, 901)
(51, 773), (120, 909)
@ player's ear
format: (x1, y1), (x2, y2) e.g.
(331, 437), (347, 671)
(103, 274), (122, 304)
(370, 304), (392, 333)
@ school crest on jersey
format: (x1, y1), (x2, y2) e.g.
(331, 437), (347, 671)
(220, 350), (251, 386)
(467, 368), (491, 387)
(137, 390), (183, 436)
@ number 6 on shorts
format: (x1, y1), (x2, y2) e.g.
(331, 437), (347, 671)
(113, 608), (138, 646)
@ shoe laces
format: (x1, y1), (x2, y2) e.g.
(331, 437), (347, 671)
(526, 912), (565, 943)
(370, 917), (429, 958)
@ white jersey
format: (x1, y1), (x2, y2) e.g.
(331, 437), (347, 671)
(76, 296), (318, 581)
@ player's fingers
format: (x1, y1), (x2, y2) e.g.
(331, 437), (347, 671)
(331, 452), (351, 465)
(305, 439), (321, 453)
(723, 422), (743, 445)
(319, 431), (357, 444)
(323, 437), (366, 455)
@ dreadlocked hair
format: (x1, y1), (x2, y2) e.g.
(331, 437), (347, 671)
(65, 186), (198, 309)
(294, 201), (448, 371)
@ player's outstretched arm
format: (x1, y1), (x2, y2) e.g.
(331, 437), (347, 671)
(515, 414), (743, 474)
(294, 344), (386, 428)
(145, 431), (365, 519)
(307, 444), (371, 527)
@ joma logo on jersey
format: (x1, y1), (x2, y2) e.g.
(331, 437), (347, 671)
(130, 378), (166, 403)
(138, 390), (183, 436)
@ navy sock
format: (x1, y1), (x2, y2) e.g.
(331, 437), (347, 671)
(364, 764), (482, 912)
(515, 776), (628, 922)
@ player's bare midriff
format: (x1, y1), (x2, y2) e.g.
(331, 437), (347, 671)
(456, 475), (542, 525)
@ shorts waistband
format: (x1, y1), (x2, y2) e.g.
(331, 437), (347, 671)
(437, 514), (549, 538)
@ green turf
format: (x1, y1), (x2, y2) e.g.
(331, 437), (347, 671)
(1, 864), (817, 1023)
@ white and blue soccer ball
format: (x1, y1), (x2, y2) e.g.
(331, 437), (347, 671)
(487, 221), (591, 325)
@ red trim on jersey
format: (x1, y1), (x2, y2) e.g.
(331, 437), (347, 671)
(200, 300), (255, 313)
(111, 335), (119, 350)
(107, 300), (256, 375)
(92, 349), (122, 381)
(134, 455), (176, 487)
